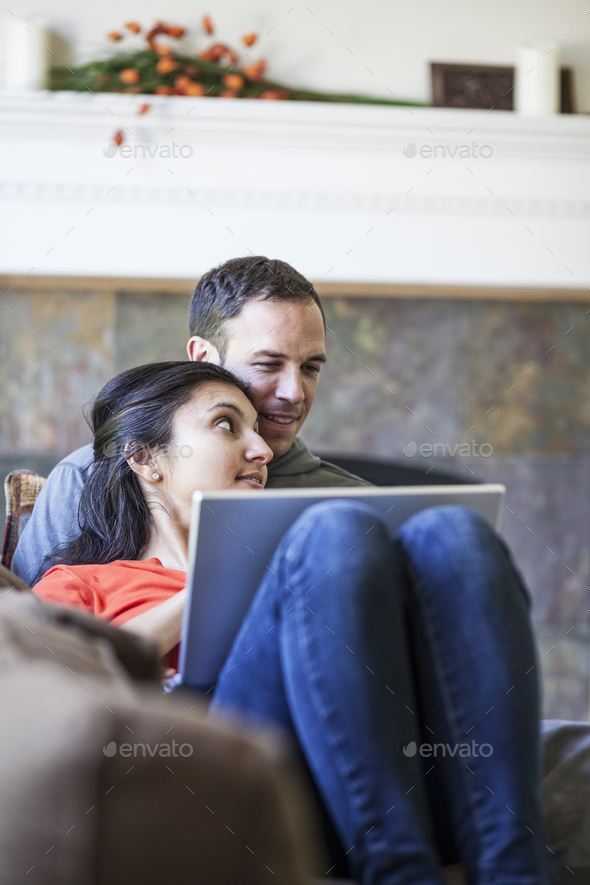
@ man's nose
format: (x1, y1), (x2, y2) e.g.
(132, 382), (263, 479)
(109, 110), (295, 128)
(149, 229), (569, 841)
(275, 369), (304, 404)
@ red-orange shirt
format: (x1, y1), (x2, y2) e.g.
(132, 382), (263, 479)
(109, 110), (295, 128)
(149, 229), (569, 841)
(33, 558), (186, 667)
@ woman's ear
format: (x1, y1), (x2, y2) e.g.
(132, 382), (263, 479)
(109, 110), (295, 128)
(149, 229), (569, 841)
(187, 335), (221, 364)
(125, 442), (161, 485)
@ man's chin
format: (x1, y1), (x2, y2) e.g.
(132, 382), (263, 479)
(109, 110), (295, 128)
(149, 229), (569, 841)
(262, 429), (298, 460)
(267, 435), (295, 460)
(259, 416), (299, 459)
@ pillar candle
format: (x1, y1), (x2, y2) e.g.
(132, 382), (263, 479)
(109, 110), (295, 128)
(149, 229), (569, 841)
(515, 42), (560, 116)
(4, 16), (49, 89)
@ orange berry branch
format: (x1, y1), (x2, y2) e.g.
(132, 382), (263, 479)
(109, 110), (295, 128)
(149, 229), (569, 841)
(49, 15), (422, 110)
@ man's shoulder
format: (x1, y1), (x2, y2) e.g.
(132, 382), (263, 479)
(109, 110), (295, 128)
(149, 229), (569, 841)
(267, 438), (371, 488)
(312, 458), (372, 487)
(37, 443), (94, 502)
(274, 457), (371, 488)
(49, 444), (94, 479)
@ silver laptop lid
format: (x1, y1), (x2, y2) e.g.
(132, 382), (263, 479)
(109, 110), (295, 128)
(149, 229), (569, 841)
(179, 484), (505, 688)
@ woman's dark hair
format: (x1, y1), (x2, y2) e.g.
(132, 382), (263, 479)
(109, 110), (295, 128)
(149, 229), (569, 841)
(38, 361), (248, 578)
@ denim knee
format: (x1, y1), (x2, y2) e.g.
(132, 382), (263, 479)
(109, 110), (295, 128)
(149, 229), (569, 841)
(398, 504), (494, 550)
(294, 498), (385, 533)
(281, 499), (390, 565)
(397, 504), (530, 609)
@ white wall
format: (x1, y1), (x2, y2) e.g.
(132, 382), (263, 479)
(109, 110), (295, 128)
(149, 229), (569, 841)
(2, 0), (590, 112)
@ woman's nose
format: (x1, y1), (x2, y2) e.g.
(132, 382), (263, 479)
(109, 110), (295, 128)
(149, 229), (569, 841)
(247, 432), (273, 465)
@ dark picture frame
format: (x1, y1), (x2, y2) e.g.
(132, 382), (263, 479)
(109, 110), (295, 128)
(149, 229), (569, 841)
(431, 62), (575, 113)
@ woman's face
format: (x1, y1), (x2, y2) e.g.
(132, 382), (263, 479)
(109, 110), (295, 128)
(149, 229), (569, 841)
(152, 382), (273, 526)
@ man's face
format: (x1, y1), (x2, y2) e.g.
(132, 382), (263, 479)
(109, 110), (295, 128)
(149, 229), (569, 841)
(189, 298), (326, 458)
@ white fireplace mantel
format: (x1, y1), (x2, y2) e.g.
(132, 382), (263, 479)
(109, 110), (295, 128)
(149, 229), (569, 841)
(1, 90), (589, 289)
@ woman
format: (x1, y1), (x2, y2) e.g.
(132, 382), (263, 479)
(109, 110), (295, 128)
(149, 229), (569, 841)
(34, 361), (550, 885)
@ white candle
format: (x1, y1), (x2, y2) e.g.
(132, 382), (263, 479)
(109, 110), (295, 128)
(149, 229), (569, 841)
(4, 16), (49, 89)
(515, 42), (560, 116)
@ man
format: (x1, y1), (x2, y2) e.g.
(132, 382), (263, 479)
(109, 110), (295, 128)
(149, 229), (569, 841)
(12, 256), (368, 584)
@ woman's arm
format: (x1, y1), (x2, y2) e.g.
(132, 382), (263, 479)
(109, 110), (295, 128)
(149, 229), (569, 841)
(120, 587), (188, 657)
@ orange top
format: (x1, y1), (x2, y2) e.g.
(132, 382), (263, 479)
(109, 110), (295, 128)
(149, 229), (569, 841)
(33, 558), (186, 668)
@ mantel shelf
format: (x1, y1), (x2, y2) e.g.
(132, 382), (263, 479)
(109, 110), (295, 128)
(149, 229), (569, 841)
(1, 274), (588, 302)
(1, 90), (588, 288)
(1, 89), (589, 160)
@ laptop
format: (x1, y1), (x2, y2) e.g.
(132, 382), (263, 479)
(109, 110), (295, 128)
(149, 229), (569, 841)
(177, 484), (505, 690)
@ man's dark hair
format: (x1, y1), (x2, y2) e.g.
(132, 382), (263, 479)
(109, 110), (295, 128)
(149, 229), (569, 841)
(188, 256), (326, 360)
(38, 361), (248, 579)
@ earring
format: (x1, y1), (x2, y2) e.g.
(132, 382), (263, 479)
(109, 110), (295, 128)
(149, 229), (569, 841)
(152, 472), (160, 481)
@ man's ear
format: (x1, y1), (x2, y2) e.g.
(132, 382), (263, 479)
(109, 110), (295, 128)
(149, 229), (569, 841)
(187, 336), (221, 365)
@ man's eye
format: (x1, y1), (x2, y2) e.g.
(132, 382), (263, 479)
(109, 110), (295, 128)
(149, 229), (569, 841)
(255, 362), (280, 368)
(304, 365), (321, 374)
(217, 418), (234, 431)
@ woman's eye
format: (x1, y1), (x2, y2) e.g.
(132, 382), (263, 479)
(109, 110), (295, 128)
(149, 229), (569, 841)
(217, 418), (233, 432)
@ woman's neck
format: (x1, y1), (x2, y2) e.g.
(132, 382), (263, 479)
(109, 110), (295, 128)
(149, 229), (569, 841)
(141, 511), (189, 572)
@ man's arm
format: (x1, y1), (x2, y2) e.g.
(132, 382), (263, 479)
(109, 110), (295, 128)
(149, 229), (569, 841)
(11, 444), (94, 584)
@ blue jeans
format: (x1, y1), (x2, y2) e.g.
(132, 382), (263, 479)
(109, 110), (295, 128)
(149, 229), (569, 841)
(210, 502), (549, 885)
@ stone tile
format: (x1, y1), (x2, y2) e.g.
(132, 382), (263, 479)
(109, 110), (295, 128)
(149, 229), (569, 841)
(303, 297), (469, 459)
(304, 299), (590, 460)
(0, 287), (115, 456)
(462, 301), (590, 456)
(115, 290), (190, 373)
(466, 455), (590, 628)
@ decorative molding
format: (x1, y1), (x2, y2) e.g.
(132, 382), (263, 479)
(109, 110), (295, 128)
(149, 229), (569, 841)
(2, 274), (589, 302)
(0, 90), (589, 162)
(1, 181), (589, 219)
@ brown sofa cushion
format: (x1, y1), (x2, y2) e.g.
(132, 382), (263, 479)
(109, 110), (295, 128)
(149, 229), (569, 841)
(0, 591), (325, 884)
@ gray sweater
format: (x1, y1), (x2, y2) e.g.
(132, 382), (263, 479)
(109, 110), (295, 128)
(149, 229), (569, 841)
(12, 438), (369, 584)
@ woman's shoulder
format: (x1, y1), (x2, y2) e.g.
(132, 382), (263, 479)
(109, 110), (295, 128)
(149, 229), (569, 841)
(42, 558), (180, 583)
(34, 558), (186, 615)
